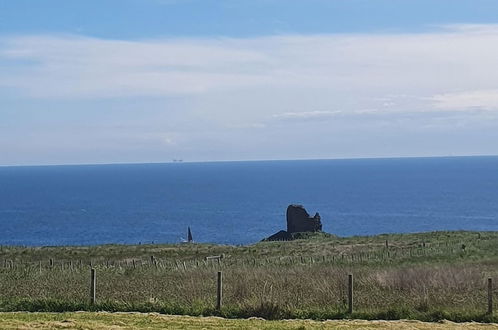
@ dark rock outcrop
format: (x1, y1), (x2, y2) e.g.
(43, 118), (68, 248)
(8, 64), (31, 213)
(265, 230), (292, 241)
(287, 204), (322, 233)
(263, 204), (324, 241)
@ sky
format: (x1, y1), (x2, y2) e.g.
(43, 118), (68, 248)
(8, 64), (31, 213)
(2, 0), (498, 165)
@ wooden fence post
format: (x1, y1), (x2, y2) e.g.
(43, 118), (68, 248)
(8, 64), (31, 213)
(216, 271), (223, 311)
(348, 274), (353, 314)
(488, 278), (493, 314)
(90, 268), (96, 305)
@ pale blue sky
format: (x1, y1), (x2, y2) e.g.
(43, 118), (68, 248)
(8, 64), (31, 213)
(2, 0), (498, 38)
(2, 0), (498, 165)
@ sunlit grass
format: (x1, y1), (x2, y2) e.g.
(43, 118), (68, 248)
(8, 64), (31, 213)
(1, 231), (498, 322)
(0, 312), (496, 330)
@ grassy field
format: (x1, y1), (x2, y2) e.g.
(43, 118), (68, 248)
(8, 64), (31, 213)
(1, 312), (498, 330)
(1, 231), (498, 322)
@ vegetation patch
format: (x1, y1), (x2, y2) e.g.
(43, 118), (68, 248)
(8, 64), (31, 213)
(1, 231), (498, 322)
(1, 312), (498, 330)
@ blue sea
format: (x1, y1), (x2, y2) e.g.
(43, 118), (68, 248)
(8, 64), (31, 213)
(1, 157), (498, 246)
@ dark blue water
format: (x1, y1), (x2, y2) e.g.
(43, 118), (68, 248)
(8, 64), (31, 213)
(1, 157), (498, 246)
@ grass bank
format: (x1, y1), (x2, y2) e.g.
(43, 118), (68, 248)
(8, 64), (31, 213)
(1, 312), (497, 330)
(1, 231), (498, 322)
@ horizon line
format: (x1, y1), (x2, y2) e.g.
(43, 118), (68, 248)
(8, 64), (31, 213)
(2, 154), (498, 168)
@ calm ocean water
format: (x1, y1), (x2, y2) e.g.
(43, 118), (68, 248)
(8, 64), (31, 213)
(1, 157), (498, 246)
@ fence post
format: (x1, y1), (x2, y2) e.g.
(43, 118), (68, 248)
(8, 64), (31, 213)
(216, 271), (223, 311)
(488, 278), (493, 314)
(90, 268), (96, 305)
(348, 274), (353, 314)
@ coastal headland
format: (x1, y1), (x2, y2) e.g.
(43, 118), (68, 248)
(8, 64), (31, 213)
(1, 230), (498, 323)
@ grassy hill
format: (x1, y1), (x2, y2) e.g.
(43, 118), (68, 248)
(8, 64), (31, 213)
(1, 231), (498, 322)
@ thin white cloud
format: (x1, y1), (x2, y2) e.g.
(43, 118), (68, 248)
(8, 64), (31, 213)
(272, 110), (342, 120)
(270, 107), (498, 126)
(441, 24), (498, 34)
(0, 24), (498, 109)
(432, 89), (498, 111)
(0, 35), (272, 98)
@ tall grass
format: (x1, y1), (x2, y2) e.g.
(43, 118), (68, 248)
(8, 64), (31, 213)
(1, 231), (498, 322)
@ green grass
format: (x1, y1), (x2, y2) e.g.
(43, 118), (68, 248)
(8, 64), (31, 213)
(0, 312), (497, 329)
(1, 230), (494, 266)
(2, 231), (498, 322)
